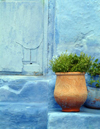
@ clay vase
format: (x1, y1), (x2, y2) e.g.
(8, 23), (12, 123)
(54, 72), (87, 112)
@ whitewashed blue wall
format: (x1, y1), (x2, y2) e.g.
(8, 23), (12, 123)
(0, 0), (48, 75)
(0, 0), (100, 75)
(54, 0), (100, 60)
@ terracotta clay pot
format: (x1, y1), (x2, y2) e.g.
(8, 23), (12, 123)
(54, 72), (87, 112)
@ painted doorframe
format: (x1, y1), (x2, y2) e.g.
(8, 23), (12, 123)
(43, 0), (48, 75)
(0, 0), (49, 76)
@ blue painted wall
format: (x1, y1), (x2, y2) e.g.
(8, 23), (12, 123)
(54, 0), (100, 60)
(0, 0), (100, 74)
(0, 1), (100, 128)
(0, 0), (48, 75)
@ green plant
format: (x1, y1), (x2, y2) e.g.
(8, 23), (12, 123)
(88, 59), (100, 88)
(50, 50), (93, 73)
(88, 59), (100, 76)
(89, 78), (100, 88)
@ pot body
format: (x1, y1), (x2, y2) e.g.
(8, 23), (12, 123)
(54, 72), (87, 112)
(84, 86), (100, 109)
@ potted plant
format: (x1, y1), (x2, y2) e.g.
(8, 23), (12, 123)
(85, 59), (100, 109)
(50, 51), (93, 112)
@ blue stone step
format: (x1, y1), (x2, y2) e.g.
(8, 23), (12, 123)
(0, 75), (50, 103)
(48, 76), (61, 110)
(2, 75), (100, 129)
(0, 76), (51, 129)
(48, 106), (100, 129)
(0, 75), (59, 109)
(0, 102), (48, 129)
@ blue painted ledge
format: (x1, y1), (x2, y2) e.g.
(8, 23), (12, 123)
(48, 106), (100, 129)
(0, 75), (50, 103)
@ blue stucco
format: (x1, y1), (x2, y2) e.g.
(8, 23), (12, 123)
(48, 75), (61, 110)
(1, 0), (100, 128)
(1, 0), (100, 74)
(0, 103), (48, 129)
(0, 76), (49, 102)
(0, 75), (57, 129)
(48, 107), (100, 129)
(0, 0), (48, 75)
(0, 75), (100, 129)
(54, 0), (100, 60)
(0, 76), (50, 129)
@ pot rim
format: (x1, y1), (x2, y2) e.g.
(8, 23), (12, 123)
(56, 72), (85, 76)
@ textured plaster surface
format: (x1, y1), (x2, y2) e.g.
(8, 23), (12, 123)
(48, 107), (100, 129)
(0, 75), (61, 128)
(0, 0), (100, 128)
(48, 0), (55, 60)
(0, 76), (49, 102)
(48, 75), (61, 110)
(0, 75), (60, 108)
(0, 75), (100, 129)
(1, 0), (100, 73)
(55, 0), (100, 59)
(0, 103), (48, 129)
(0, 0), (46, 74)
(0, 76), (50, 129)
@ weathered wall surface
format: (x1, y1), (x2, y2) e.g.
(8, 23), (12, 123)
(0, 0), (48, 75)
(1, 0), (100, 74)
(55, 0), (100, 60)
